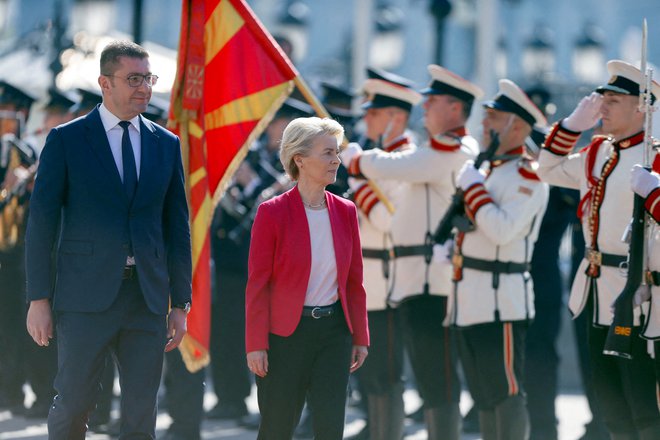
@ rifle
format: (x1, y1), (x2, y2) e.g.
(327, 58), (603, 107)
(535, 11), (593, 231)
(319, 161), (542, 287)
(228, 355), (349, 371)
(603, 19), (655, 359)
(433, 130), (499, 245)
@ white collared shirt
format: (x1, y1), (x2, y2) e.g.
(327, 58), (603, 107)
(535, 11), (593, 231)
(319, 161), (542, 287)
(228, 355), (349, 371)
(98, 103), (142, 180)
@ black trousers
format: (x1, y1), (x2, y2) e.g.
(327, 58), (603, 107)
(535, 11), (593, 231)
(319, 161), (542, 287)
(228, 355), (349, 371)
(458, 321), (527, 410)
(588, 324), (660, 434)
(210, 271), (251, 405)
(256, 311), (352, 440)
(48, 277), (167, 440)
(357, 309), (404, 395)
(164, 349), (205, 440)
(0, 255), (29, 407)
(398, 295), (460, 407)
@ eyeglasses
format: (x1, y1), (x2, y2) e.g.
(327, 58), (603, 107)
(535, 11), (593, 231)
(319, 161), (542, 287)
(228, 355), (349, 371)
(104, 73), (159, 88)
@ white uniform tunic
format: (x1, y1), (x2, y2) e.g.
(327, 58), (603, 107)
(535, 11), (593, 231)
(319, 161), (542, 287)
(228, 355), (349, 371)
(353, 136), (413, 311)
(638, 179), (660, 339)
(537, 123), (650, 326)
(349, 128), (478, 304)
(448, 153), (549, 327)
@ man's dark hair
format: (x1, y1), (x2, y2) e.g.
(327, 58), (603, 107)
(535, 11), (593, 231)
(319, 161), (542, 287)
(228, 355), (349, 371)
(447, 95), (473, 121)
(100, 41), (149, 76)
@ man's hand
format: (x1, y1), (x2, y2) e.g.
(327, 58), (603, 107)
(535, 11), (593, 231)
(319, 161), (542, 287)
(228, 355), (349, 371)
(350, 345), (368, 373)
(165, 307), (188, 352)
(247, 350), (268, 377)
(433, 240), (454, 264)
(562, 92), (603, 132)
(630, 164), (660, 198)
(456, 160), (485, 190)
(340, 143), (363, 168)
(26, 299), (53, 347)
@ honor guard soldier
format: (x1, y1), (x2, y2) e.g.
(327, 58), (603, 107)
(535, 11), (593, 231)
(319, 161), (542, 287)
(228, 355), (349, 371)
(341, 65), (483, 440)
(449, 79), (549, 440)
(630, 163), (660, 394)
(538, 60), (660, 439)
(349, 74), (421, 440)
(0, 80), (37, 415)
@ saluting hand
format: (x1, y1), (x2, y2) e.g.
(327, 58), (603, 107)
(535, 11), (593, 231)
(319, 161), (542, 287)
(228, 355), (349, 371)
(562, 92), (603, 132)
(350, 345), (368, 373)
(26, 299), (53, 347)
(247, 350), (268, 377)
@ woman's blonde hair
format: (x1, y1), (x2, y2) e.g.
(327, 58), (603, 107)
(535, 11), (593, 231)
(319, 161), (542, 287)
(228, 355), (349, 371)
(279, 117), (344, 180)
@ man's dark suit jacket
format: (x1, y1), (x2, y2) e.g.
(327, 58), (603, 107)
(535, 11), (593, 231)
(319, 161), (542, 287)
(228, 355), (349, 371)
(25, 106), (192, 315)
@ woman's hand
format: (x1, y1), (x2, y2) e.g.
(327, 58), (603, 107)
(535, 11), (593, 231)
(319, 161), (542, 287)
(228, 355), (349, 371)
(247, 350), (269, 377)
(350, 345), (368, 373)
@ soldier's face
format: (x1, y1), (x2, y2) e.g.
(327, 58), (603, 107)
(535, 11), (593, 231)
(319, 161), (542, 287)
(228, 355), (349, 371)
(423, 95), (456, 136)
(482, 108), (519, 152)
(600, 92), (643, 139)
(363, 107), (393, 140)
(99, 56), (152, 120)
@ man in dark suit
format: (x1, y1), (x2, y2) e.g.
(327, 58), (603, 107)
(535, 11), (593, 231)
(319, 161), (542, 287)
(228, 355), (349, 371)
(24, 40), (192, 439)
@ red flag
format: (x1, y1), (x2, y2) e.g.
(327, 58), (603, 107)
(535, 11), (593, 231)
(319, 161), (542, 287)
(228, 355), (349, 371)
(169, 0), (297, 371)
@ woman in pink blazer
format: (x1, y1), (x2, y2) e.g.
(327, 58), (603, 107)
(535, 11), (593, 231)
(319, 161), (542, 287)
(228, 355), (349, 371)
(246, 117), (369, 439)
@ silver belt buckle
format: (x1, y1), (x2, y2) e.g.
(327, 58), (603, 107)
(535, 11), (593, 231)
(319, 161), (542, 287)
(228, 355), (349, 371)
(311, 307), (322, 319)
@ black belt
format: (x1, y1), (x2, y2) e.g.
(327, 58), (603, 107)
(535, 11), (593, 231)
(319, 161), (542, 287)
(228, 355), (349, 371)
(362, 248), (391, 261)
(584, 248), (627, 268)
(461, 256), (530, 274)
(122, 266), (137, 280)
(302, 301), (340, 319)
(392, 244), (432, 259)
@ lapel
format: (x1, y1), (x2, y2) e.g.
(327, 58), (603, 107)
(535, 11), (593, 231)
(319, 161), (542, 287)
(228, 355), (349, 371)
(84, 106), (125, 200)
(326, 192), (348, 288)
(289, 186), (312, 277)
(133, 115), (159, 207)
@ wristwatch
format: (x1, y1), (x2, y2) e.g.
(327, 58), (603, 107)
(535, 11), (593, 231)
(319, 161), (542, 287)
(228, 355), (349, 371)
(172, 301), (191, 313)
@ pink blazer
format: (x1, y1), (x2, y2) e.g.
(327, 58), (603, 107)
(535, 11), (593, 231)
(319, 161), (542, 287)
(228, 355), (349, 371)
(245, 185), (369, 353)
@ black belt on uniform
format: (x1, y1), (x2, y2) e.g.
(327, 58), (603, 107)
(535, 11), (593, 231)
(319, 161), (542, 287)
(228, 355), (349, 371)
(461, 255), (530, 274)
(302, 301), (341, 319)
(584, 248), (627, 268)
(392, 244), (432, 258)
(362, 248), (391, 261)
(122, 266), (137, 280)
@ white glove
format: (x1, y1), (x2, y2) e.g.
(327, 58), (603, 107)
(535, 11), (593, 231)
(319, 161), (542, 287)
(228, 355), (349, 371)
(562, 92), (603, 132)
(432, 240), (454, 264)
(340, 142), (363, 168)
(633, 285), (652, 307)
(630, 164), (660, 198)
(348, 177), (366, 192)
(456, 160), (485, 190)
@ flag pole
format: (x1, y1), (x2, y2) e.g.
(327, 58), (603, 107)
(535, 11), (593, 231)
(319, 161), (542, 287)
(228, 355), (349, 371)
(292, 75), (395, 214)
